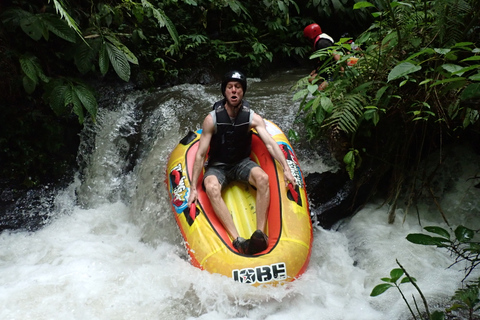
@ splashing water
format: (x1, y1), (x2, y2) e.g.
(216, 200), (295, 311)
(1, 70), (479, 320)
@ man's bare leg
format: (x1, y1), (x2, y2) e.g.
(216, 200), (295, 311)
(247, 167), (270, 254)
(249, 167), (270, 231)
(203, 175), (240, 240)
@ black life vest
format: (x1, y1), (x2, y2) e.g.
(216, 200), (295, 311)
(313, 33), (335, 51)
(208, 100), (252, 165)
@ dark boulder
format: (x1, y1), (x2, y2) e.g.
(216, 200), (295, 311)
(306, 169), (374, 229)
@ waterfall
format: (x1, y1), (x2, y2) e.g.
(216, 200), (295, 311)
(1, 70), (479, 320)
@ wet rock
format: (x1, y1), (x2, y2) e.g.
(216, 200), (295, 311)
(306, 170), (372, 229)
(0, 184), (58, 233)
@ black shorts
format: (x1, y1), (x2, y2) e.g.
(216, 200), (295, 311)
(203, 158), (259, 190)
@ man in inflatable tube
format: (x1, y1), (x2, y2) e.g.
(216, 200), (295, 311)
(187, 70), (296, 255)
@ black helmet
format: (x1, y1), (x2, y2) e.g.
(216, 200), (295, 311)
(221, 71), (247, 96)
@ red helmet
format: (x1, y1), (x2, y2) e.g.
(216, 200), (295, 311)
(303, 23), (322, 40)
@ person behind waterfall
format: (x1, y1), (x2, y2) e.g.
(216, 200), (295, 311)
(303, 23), (340, 90)
(187, 70), (296, 255)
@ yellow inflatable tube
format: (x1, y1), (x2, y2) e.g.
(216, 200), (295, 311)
(166, 119), (312, 286)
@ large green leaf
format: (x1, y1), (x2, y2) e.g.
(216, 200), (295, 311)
(49, 84), (68, 115)
(42, 13), (76, 43)
(441, 64), (464, 76)
(64, 85), (84, 123)
(370, 283), (393, 296)
(141, 0), (179, 45)
(20, 14), (44, 41)
(22, 76), (36, 94)
(389, 268), (404, 282)
(424, 226), (450, 239)
(460, 83), (480, 101)
(353, 1), (375, 9)
(454, 226), (474, 243)
(74, 40), (98, 74)
(99, 42), (110, 75)
(105, 35), (138, 64)
(19, 55), (39, 83)
(388, 62), (421, 82)
(51, 0), (83, 39)
(105, 41), (130, 82)
(73, 84), (98, 120)
(406, 233), (449, 246)
(321, 96), (334, 113)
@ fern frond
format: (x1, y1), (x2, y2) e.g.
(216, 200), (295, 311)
(326, 93), (366, 134)
(50, 0), (82, 39)
(141, 0), (179, 46)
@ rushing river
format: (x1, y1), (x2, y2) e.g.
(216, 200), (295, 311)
(1, 69), (480, 320)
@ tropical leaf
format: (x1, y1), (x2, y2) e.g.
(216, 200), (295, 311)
(74, 40), (98, 74)
(72, 83), (98, 121)
(441, 64), (464, 76)
(64, 84), (85, 123)
(0, 8), (30, 25)
(390, 268), (404, 282)
(42, 13), (76, 43)
(105, 41), (130, 82)
(99, 42), (110, 75)
(388, 62), (422, 82)
(22, 76), (36, 94)
(19, 55), (39, 83)
(50, 0), (83, 39)
(105, 35), (138, 64)
(424, 226), (450, 239)
(460, 83), (480, 101)
(406, 233), (450, 246)
(48, 83), (68, 115)
(354, 1), (376, 9)
(370, 283), (393, 296)
(20, 14), (44, 41)
(141, 0), (179, 45)
(455, 226), (474, 243)
(226, 0), (251, 18)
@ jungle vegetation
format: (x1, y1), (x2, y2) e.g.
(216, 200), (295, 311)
(0, 0), (370, 188)
(1, 0), (480, 317)
(293, 0), (480, 224)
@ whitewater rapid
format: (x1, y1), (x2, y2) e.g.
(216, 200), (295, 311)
(1, 70), (479, 320)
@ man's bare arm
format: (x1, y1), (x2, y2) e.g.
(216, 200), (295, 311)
(252, 114), (296, 187)
(187, 115), (214, 206)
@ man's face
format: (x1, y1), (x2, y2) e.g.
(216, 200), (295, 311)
(225, 81), (244, 108)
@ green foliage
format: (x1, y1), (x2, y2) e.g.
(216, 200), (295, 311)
(407, 225), (480, 280)
(373, 227), (480, 320)
(292, 0), (480, 199)
(370, 260), (443, 320)
(448, 279), (480, 320)
(45, 79), (98, 124)
(3, 0), (344, 187)
(370, 267), (416, 297)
